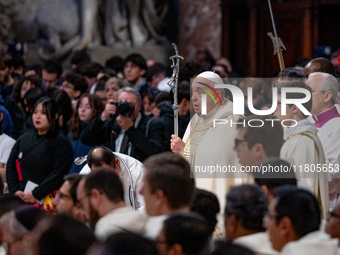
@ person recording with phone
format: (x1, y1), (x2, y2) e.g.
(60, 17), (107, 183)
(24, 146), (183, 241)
(81, 87), (165, 161)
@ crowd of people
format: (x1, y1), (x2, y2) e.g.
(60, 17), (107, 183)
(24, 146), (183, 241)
(0, 48), (340, 255)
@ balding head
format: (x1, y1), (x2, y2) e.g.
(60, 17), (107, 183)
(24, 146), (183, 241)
(87, 146), (116, 171)
(304, 57), (334, 78)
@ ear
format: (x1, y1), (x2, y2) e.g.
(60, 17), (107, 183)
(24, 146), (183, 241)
(180, 98), (186, 105)
(252, 143), (264, 154)
(168, 244), (184, 255)
(155, 189), (165, 200)
(74, 90), (81, 99)
(114, 158), (120, 169)
(278, 216), (294, 238)
(73, 203), (85, 221)
(0, 112), (3, 122)
(291, 104), (299, 115)
(90, 189), (102, 207)
(140, 69), (146, 77)
(324, 91), (333, 104)
(225, 214), (238, 231)
(260, 185), (270, 196)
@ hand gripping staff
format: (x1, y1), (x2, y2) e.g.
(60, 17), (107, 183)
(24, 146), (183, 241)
(267, 0), (286, 71)
(168, 43), (184, 136)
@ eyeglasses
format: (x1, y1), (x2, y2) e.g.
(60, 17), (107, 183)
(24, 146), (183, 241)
(56, 191), (72, 200)
(312, 90), (325, 95)
(328, 211), (340, 219)
(234, 138), (247, 147)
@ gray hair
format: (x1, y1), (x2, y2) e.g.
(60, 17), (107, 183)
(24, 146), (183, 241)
(0, 211), (30, 238)
(307, 72), (339, 104)
(105, 77), (129, 90)
(117, 87), (142, 106)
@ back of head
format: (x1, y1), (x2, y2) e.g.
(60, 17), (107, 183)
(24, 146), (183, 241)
(163, 213), (211, 255)
(273, 186), (321, 238)
(225, 184), (268, 232)
(70, 51), (91, 66)
(0, 205), (47, 243)
(64, 73), (88, 95)
(14, 205), (47, 232)
(87, 146), (115, 169)
(277, 67), (303, 80)
(95, 76), (109, 92)
(240, 115), (283, 158)
(178, 81), (190, 102)
(105, 56), (124, 74)
(53, 89), (73, 125)
(84, 169), (124, 203)
(99, 232), (158, 255)
(75, 61), (101, 78)
(0, 194), (25, 217)
(143, 152), (195, 210)
(154, 92), (172, 107)
(254, 158), (297, 193)
(146, 62), (167, 82)
(42, 60), (62, 78)
(309, 57), (334, 75)
(124, 53), (147, 71)
(211, 241), (255, 255)
(191, 188), (220, 236)
(38, 215), (95, 255)
(179, 61), (208, 83)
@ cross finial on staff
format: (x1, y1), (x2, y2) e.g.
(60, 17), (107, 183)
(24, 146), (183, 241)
(168, 43), (184, 136)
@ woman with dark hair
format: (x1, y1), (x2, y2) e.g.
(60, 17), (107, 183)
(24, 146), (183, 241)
(22, 87), (45, 133)
(68, 93), (104, 173)
(6, 97), (73, 205)
(53, 90), (73, 136)
(12, 75), (42, 114)
(12, 75), (42, 103)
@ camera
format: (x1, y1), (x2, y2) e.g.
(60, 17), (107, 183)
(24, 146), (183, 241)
(116, 100), (134, 117)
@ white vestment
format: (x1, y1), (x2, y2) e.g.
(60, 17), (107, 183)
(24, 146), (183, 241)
(143, 215), (168, 240)
(280, 231), (338, 255)
(80, 152), (145, 211)
(280, 119), (329, 219)
(0, 133), (15, 165)
(95, 206), (148, 241)
(0, 133), (15, 193)
(233, 232), (278, 255)
(182, 99), (250, 211)
(317, 117), (340, 209)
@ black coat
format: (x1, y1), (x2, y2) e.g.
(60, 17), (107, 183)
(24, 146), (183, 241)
(6, 131), (73, 200)
(81, 113), (166, 162)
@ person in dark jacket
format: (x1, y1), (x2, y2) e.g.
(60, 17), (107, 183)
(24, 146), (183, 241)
(6, 97), (73, 203)
(81, 87), (165, 162)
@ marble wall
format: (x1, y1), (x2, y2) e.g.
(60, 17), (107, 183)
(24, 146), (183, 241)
(179, 0), (222, 62)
